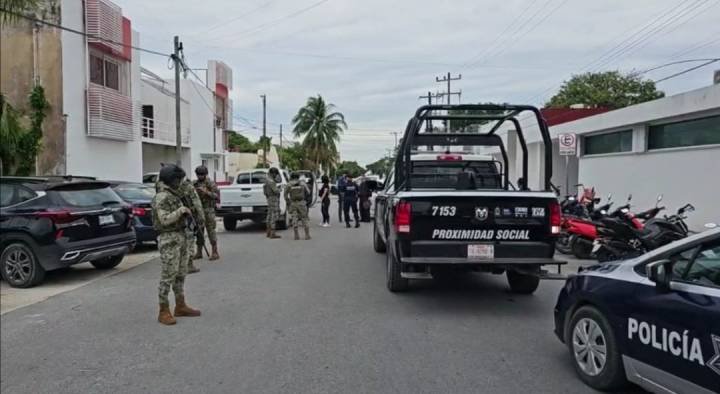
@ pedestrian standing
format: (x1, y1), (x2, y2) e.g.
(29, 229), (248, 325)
(152, 164), (201, 326)
(358, 177), (372, 222)
(178, 178), (204, 274)
(263, 167), (282, 239)
(285, 173), (311, 240)
(343, 174), (360, 228)
(319, 175), (331, 227)
(193, 165), (220, 261)
(337, 174), (347, 223)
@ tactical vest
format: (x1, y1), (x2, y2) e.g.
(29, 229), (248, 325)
(289, 183), (305, 201)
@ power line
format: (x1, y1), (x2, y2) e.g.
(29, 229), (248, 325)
(204, 0), (330, 42)
(0, 8), (170, 57)
(654, 58), (720, 83)
(187, 0), (276, 37)
(631, 58), (720, 77)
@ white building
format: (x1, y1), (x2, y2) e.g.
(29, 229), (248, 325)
(488, 83), (720, 230)
(140, 61), (233, 181)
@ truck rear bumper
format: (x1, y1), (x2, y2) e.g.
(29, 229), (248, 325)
(400, 257), (565, 265)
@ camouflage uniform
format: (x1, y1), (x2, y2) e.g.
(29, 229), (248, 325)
(263, 176), (281, 231)
(152, 181), (192, 305)
(193, 177), (219, 249)
(178, 180), (204, 272)
(285, 179), (311, 240)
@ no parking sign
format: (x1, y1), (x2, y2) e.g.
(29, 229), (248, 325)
(559, 133), (577, 156)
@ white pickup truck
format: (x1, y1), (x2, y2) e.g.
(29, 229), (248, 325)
(216, 169), (290, 231)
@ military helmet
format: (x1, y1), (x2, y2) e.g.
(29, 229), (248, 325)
(268, 167), (279, 176)
(159, 164), (186, 186)
(195, 165), (208, 176)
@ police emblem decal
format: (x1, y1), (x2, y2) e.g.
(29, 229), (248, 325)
(475, 207), (488, 221)
(709, 334), (720, 376)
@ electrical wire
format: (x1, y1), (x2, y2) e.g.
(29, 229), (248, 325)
(654, 58), (720, 83)
(0, 8), (170, 57)
(187, 0), (276, 37)
(630, 58), (720, 77)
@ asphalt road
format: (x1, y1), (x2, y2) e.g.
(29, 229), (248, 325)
(1, 210), (639, 394)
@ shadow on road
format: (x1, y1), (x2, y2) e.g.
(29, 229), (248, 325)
(223, 220), (267, 233)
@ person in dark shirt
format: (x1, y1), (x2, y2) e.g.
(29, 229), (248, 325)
(319, 175), (331, 227)
(343, 175), (360, 228)
(358, 178), (372, 222)
(337, 174), (347, 223)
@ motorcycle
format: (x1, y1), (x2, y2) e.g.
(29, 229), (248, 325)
(593, 195), (694, 262)
(555, 188), (605, 255)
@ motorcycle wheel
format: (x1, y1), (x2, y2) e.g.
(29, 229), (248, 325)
(555, 233), (573, 255)
(571, 236), (594, 260)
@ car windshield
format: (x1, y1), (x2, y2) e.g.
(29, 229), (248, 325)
(411, 161), (502, 189)
(114, 185), (156, 200)
(52, 186), (123, 207)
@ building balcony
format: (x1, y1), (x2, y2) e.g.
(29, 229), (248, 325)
(87, 84), (136, 141)
(140, 117), (190, 147)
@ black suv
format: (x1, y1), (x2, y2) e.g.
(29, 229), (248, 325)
(109, 182), (157, 244)
(0, 177), (136, 288)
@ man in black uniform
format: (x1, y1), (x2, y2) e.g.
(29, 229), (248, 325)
(343, 174), (360, 228)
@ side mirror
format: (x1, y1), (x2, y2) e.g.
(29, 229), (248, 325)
(627, 194), (633, 202)
(646, 259), (672, 291)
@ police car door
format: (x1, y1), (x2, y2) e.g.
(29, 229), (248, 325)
(626, 240), (720, 393)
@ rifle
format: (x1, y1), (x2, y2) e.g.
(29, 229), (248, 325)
(178, 194), (210, 257)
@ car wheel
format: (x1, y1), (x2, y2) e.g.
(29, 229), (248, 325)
(386, 248), (408, 292)
(567, 306), (627, 391)
(223, 217), (237, 231)
(506, 268), (540, 294)
(373, 221), (386, 253)
(0, 242), (46, 288)
(91, 254), (124, 270)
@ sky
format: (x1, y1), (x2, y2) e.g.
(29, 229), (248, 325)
(119, 0), (720, 165)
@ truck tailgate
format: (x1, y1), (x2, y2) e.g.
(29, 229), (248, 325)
(399, 192), (560, 262)
(219, 184), (267, 207)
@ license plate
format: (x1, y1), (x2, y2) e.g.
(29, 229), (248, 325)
(468, 244), (494, 259)
(99, 214), (115, 225)
(241, 206), (253, 213)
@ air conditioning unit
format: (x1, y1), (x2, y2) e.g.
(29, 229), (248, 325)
(714, 70), (720, 85)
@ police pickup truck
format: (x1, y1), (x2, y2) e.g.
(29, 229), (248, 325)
(373, 104), (564, 294)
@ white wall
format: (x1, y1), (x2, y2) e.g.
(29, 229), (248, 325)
(140, 80), (190, 135)
(62, 1), (142, 182)
(141, 144), (190, 175)
(180, 79), (220, 178)
(579, 146), (720, 230)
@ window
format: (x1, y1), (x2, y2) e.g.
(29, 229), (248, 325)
(52, 187), (122, 207)
(252, 172), (268, 184)
(676, 243), (720, 288)
(583, 130), (633, 155)
(89, 52), (124, 92)
(0, 184), (37, 207)
(236, 173), (251, 184)
(648, 115), (720, 150)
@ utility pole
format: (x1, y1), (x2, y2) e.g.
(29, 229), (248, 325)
(173, 36), (183, 165)
(260, 94), (267, 167)
(390, 132), (399, 150)
(435, 73), (462, 133)
(279, 123), (283, 165)
(419, 91), (440, 133)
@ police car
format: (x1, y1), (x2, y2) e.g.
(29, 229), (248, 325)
(554, 227), (720, 393)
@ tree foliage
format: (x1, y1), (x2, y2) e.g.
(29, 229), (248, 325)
(545, 71), (664, 109)
(227, 131), (257, 153)
(449, 102), (505, 132)
(277, 143), (306, 171)
(335, 161), (365, 178)
(0, 86), (48, 175)
(366, 156), (393, 178)
(292, 95), (347, 173)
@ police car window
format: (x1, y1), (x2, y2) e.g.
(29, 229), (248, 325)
(0, 184), (17, 207)
(681, 244), (720, 287)
(671, 247), (698, 278)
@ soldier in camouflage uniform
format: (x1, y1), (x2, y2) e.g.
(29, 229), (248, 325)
(152, 164), (201, 326)
(263, 167), (282, 239)
(193, 166), (220, 261)
(178, 177), (205, 273)
(285, 172), (311, 240)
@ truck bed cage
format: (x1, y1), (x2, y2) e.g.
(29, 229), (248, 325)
(396, 104), (552, 192)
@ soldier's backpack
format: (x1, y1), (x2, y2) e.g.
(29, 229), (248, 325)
(289, 183), (306, 201)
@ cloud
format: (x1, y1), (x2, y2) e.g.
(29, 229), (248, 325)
(121, 0), (720, 165)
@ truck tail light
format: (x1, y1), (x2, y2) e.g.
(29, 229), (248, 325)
(549, 200), (561, 234)
(436, 154), (463, 161)
(395, 201), (411, 233)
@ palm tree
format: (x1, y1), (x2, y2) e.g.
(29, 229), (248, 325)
(292, 95), (347, 173)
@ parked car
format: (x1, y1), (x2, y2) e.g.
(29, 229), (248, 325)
(142, 172), (159, 184)
(109, 181), (157, 244)
(0, 177), (136, 288)
(554, 227), (720, 393)
(216, 168), (289, 231)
